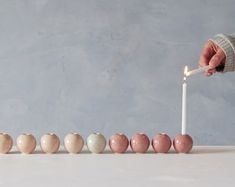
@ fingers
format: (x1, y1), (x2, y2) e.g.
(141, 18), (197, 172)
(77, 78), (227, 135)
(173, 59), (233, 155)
(208, 49), (225, 69)
(199, 41), (215, 77)
(206, 49), (225, 76)
(206, 69), (216, 77)
(205, 72), (212, 76)
(199, 41), (215, 68)
(199, 41), (225, 77)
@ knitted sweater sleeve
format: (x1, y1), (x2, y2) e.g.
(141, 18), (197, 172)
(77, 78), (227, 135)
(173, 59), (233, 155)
(209, 33), (235, 72)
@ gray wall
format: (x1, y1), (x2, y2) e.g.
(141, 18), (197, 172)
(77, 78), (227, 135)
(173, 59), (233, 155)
(0, 0), (235, 145)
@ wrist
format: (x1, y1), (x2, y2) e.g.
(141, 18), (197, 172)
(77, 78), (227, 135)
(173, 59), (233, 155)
(209, 34), (235, 72)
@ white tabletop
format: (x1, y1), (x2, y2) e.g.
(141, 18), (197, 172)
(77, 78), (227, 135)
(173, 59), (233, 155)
(0, 146), (234, 187)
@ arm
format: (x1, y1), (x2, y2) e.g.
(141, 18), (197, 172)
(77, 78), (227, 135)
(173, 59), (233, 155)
(199, 33), (235, 76)
(209, 33), (235, 72)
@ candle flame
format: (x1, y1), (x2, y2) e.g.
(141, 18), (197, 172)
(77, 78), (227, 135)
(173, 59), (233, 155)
(184, 66), (189, 77)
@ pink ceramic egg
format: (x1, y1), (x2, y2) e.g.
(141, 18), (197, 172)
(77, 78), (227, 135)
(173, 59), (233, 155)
(130, 133), (150, 153)
(173, 134), (193, 153)
(109, 133), (129, 153)
(152, 133), (171, 153)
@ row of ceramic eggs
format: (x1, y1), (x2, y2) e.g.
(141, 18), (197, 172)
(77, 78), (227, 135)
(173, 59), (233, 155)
(0, 132), (193, 154)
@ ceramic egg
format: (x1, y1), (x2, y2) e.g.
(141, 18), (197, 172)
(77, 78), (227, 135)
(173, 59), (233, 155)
(17, 134), (37, 154)
(130, 133), (150, 153)
(173, 134), (193, 153)
(87, 133), (106, 153)
(152, 133), (172, 153)
(40, 133), (60, 154)
(64, 133), (84, 154)
(0, 133), (13, 154)
(109, 133), (129, 153)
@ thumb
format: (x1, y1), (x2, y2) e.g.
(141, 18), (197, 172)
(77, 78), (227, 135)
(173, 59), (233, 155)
(209, 49), (225, 69)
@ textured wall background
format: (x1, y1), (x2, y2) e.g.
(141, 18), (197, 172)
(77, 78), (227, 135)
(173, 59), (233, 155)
(0, 0), (235, 145)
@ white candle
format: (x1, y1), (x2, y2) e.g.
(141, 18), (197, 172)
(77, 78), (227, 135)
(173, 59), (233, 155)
(182, 66), (188, 135)
(182, 81), (187, 135)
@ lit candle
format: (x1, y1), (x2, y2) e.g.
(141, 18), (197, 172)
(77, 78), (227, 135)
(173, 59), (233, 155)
(181, 66), (188, 135)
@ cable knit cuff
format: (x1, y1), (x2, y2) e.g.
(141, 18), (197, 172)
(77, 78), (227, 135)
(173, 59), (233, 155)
(209, 34), (235, 72)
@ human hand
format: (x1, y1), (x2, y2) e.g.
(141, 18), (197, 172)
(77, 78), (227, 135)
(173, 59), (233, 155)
(199, 40), (226, 76)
